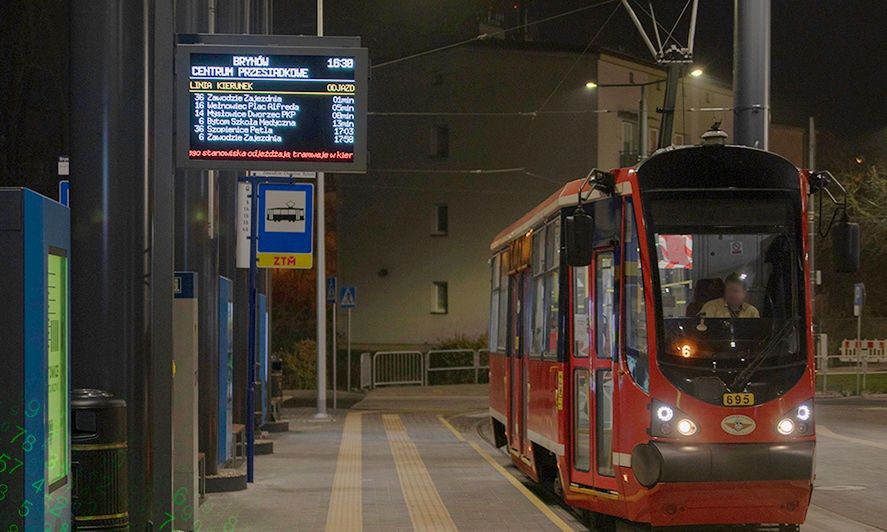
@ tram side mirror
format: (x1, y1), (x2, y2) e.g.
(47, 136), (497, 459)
(833, 218), (860, 273)
(565, 210), (594, 266)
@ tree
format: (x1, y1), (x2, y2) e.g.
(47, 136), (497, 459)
(815, 161), (887, 318)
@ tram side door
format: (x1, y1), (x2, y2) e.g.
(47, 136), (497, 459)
(570, 250), (618, 491)
(507, 270), (530, 456)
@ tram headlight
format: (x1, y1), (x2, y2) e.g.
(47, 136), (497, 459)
(651, 401), (697, 438)
(777, 400), (814, 436)
(677, 418), (698, 436)
(777, 418), (795, 435)
(796, 404), (812, 421)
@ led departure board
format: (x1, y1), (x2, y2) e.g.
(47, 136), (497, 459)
(176, 43), (368, 172)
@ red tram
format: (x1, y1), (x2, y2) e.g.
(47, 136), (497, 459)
(487, 143), (854, 529)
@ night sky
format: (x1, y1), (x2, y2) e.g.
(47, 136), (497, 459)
(276, 0), (887, 142)
(1, 0), (884, 194)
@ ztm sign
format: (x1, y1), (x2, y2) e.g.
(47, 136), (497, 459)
(256, 182), (315, 269)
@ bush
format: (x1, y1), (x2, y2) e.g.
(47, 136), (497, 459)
(426, 333), (490, 385)
(435, 333), (487, 351)
(276, 339), (317, 389)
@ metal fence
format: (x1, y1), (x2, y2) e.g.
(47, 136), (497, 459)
(815, 318), (887, 394)
(367, 349), (490, 389)
(372, 351), (425, 387)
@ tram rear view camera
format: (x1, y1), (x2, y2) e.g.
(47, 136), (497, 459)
(176, 38), (368, 172)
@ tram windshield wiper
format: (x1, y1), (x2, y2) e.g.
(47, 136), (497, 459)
(729, 317), (799, 392)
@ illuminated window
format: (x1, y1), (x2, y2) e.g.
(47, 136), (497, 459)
(432, 281), (448, 314)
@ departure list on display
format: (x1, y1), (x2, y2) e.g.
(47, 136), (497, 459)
(182, 51), (365, 170)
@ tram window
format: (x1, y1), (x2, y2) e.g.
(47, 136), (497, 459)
(530, 220), (560, 359)
(624, 201), (650, 392)
(596, 252), (616, 360)
(545, 220), (560, 357)
(572, 266), (591, 357)
(574, 369), (591, 472)
(490, 255), (501, 352)
(531, 231), (544, 357)
(596, 370), (614, 476)
(497, 251), (509, 351)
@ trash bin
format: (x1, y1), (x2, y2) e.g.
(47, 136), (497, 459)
(271, 356), (284, 397)
(71, 389), (128, 530)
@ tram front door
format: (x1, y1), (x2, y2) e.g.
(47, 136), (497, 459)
(570, 250), (618, 491)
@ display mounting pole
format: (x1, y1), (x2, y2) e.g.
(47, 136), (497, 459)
(314, 0), (331, 420)
(332, 297), (337, 410)
(247, 176), (258, 481)
(347, 308), (352, 392)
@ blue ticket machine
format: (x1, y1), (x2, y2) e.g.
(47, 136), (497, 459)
(218, 277), (234, 465)
(0, 188), (72, 529)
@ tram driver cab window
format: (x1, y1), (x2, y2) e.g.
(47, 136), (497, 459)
(624, 201), (649, 392)
(650, 195), (805, 405)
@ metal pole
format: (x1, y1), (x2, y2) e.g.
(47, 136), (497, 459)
(657, 63), (681, 149)
(639, 85), (649, 159)
(807, 116), (818, 389)
(313, 0), (330, 420)
(247, 177), (258, 481)
(733, 0), (771, 149)
(332, 300), (337, 410)
(347, 308), (352, 391)
(148, 0), (175, 523)
(856, 310), (862, 396)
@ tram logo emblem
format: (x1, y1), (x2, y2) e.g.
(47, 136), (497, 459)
(721, 415), (756, 436)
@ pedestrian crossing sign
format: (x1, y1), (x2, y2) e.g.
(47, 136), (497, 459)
(340, 287), (356, 308)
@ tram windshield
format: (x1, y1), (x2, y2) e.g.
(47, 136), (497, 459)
(648, 194), (806, 405)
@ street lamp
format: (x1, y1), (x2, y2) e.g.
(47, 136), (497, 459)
(690, 68), (704, 78)
(585, 81), (598, 89)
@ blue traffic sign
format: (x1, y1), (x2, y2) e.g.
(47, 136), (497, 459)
(58, 180), (70, 207)
(327, 277), (337, 304)
(340, 286), (356, 308)
(256, 182), (314, 269)
(854, 282), (865, 317)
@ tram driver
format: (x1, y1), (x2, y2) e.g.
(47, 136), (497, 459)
(699, 272), (760, 318)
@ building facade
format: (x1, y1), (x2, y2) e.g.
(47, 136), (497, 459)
(337, 41), (765, 350)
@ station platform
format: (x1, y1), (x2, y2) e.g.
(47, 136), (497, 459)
(198, 385), (886, 532)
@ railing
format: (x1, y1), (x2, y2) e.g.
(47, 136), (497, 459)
(372, 351), (425, 387)
(367, 349), (490, 389)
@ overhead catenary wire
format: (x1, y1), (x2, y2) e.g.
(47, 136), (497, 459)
(535, 1), (622, 113)
(371, 0), (619, 70)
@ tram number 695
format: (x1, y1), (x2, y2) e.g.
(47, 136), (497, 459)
(722, 393), (754, 406)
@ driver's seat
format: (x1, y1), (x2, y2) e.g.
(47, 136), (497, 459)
(686, 278), (725, 316)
